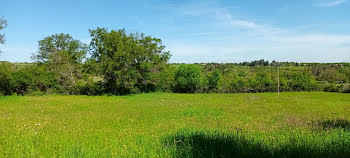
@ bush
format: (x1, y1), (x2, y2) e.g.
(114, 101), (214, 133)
(228, 69), (276, 93)
(206, 69), (222, 92)
(230, 77), (249, 93)
(323, 83), (341, 92)
(288, 72), (319, 91)
(154, 65), (176, 92)
(249, 71), (276, 93)
(173, 65), (202, 93)
(75, 80), (103, 95)
(341, 84), (350, 93)
(0, 63), (59, 95)
(0, 62), (13, 95)
(10, 69), (35, 95)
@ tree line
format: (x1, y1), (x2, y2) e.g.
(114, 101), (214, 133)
(1, 27), (350, 95)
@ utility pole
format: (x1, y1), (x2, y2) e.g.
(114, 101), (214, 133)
(278, 67), (280, 95)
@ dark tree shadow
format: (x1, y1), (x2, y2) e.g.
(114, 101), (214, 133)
(163, 130), (350, 158)
(313, 118), (350, 131)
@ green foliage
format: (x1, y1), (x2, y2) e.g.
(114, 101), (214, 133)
(0, 63), (58, 95)
(173, 64), (202, 93)
(2, 27), (350, 96)
(340, 67), (350, 83)
(311, 65), (348, 83)
(74, 79), (103, 96)
(2, 25), (350, 95)
(154, 64), (176, 92)
(227, 68), (276, 93)
(323, 83), (342, 92)
(82, 58), (100, 75)
(0, 62), (13, 95)
(206, 69), (222, 92)
(2, 61), (349, 95)
(249, 69), (276, 92)
(288, 71), (319, 91)
(33, 33), (87, 64)
(230, 76), (249, 93)
(32, 33), (88, 93)
(319, 69), (346, 82)
(341, 84), (350, 93)
(89, 28), (170, 95)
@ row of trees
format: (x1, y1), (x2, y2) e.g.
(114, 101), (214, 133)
(1, 28), (171, 95)
(173, 65), (323, 93)
(1, 61), (334, 95)
(1, 26), (350, 95)
(1, 61), (350, 96)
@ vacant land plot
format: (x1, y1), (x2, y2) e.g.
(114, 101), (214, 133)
(0, 92), (350, 157)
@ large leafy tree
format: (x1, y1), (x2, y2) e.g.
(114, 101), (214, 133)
(32, 33), (88, 90)
(89, 28), (170, 94)
(0, 18), (7, 54)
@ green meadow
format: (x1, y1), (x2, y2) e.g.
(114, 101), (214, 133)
(1, 92), (350, 157)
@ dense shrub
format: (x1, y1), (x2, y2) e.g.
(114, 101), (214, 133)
(154, 65), (176, 92)
(173, 65), (202, 93)
(312, 66), (347, 83)
(206, 69), (222, 92)
(288, 72), (319, 91)
(74, 80), (103, 95)
(0, 63), (58, 95)
(249, 71), (276, 92)
(340, 67), (350, 83)
(2, 60), (350, 95)
(230, 76), (249, 93)
(341, 84), (350, 93)
(323, 83), (342, 92)
(0, 62), (13, 95)
(10, 68), (35, 95)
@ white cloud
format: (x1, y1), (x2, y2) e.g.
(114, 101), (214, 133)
(167, 1), (350, 63)
(315, 0), (346, 7)
(180, 2), (284, 36)
(181, 3), (260, 29)
(217, 9), (259, 29)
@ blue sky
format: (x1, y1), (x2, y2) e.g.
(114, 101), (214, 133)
(1, 0), (350, 63)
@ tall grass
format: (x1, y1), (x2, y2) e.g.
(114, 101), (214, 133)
(164, 127), (350, 158)
(0, 92), (349, 157)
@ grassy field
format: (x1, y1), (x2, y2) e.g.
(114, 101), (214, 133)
(0, 92), (350, 157)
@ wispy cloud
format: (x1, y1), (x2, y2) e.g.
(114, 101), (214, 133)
(315, 0), (346, 7)
(181, 2), (259, 29)
(216, 9), (259, 29)
(167, 1), (350, 63)
(180, 2), (284, 35)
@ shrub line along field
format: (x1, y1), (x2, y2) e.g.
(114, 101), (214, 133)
(0, 92), (350, 157)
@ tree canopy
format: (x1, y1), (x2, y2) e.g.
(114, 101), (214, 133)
(33, 33), (87, 64)
(89, 28), (170, 94)
(32, 33), (88, 90)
